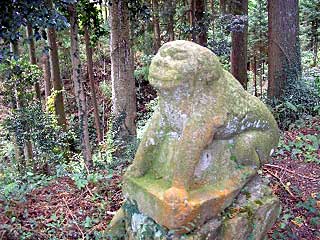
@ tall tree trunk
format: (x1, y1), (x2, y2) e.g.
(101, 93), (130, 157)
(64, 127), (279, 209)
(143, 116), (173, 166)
(46, 0), (67, 130)
(9, 42), (24, 166)
(268, 0), (301, 99)
(26, 23), (41, 102)
(312, 20), (318, 66)
(10, 41), (19, 60)
(167, 0), (176, 41)
(230, 0), (248, 89)
(190, 0), (196, 41)
(194, 0), (207, 46)
(253, 55), (257, 96)
(42, 49), (51, 102)
(184, 0), (190, 40)
(210, 0), (216, 38)
(69, 4), (92, 168)
(15, 34), (34, 160)
(152, 0), (161, 53)
(84, 26), (103, 143)
(220, 0), (227, 14)
(110, 0), (137, 140)
(103, 0), (108, 24)
(10, 41), (33, 166)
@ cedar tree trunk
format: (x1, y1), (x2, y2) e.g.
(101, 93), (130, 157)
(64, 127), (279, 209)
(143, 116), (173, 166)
(46, 0), (67, 129)
(230, 0), (248, 89)
(152, 0), (161, 53)
(84, 25), (103, 143)
(69, 4), (92, 167)
(26, 23), (41, 102)
(110, 0), (137, 139)
(268, 0), (301, 98)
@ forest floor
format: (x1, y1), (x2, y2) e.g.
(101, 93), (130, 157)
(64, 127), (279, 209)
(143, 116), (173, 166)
(0, 117), (319, 239)
(0, 64), (319, 239)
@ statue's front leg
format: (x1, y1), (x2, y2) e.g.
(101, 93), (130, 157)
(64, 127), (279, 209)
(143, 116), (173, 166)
(164, 115), (225, 199)
(124, 111), (161, 178)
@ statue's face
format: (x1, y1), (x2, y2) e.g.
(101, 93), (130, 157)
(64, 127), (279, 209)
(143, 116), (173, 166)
(149, 42), (197, 90)
(148, 40), (223, 91)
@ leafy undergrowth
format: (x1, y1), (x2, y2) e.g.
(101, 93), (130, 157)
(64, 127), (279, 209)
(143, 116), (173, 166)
(0, 172), (123, 239)
(0, 117), (319, 240)
(263, 117), (320, 240)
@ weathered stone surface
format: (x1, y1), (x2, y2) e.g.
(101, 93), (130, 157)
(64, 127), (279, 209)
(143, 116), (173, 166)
(219, 176), (281, 240)
(109, 177), (280, 240)
(112, 176), (280, 240)
(109, 40), (280, 238)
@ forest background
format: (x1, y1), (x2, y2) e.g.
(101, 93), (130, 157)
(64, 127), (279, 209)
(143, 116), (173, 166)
(0, 0), (319, 239)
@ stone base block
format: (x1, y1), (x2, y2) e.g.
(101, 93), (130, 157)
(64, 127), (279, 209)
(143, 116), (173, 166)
(123, 171), (254, 231)
(188, 176), (281, 240)
(109, 176), (280, 240)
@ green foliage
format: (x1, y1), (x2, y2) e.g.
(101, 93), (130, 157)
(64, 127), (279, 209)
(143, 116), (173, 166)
(126, 0), (153, 55)
(92, 115), (138, 172)
(0, 0), (70, 61)
(276, 122), (319, 164)
(136, 97), (158, 139)
(296, 197), (319, 214)
(3, 105), (69, 172)
(134, 54), (153, 82)
(0, 58), (68, 174)
(77, 0), (107, 43)
(268, 77), (320, 130)
(71, 171), (105, 190)
(300, 0), (320, 66)
(0, 58), (41, 105)
(0, 169), (54, 201)
(272, 194), (320, 240)
(99, 81), (112, 99)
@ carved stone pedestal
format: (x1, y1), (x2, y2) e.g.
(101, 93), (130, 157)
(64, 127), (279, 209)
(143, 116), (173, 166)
(109, 177), (280, 240)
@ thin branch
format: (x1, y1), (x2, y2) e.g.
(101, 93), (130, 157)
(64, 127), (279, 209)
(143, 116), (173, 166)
(263, 163), (320, 181)
(263, 168), (297, 198)
(62, 197), (85, 239)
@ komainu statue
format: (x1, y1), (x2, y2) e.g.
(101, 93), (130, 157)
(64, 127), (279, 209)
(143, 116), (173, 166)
(109, 40), (281, 240)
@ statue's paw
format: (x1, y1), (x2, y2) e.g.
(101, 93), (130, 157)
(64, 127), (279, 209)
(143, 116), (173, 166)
(163, 187), (189, 206)
(212, 114), (227, 127)
(163, 187), (193, 225)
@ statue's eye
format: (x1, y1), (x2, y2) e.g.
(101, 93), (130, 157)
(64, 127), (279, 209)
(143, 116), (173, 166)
(173, 53), (187, 60)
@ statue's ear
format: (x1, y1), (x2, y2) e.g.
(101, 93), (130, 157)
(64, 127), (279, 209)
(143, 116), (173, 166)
(197, 51), (223, 85)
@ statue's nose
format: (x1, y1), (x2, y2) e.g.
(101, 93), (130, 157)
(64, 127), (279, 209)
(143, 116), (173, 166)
(152, 55), (170, 69)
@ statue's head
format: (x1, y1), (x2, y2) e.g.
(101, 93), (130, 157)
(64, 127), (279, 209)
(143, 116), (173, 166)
(148, 40), (223, 90)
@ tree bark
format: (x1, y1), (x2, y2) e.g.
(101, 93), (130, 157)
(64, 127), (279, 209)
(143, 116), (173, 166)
(9, 41), (25, 166)
(46, 0), (67, 130)
(84, 25), (103, 143)
(110, 0), (137, 139)
(194, 0), (207, 46)
(210, 0), (216, 38)
(17, 29), (35, 160)
(167, 0), (176, 41)
(26, 23), (41, 102)
(253, 55), (257, 96)
(220, 0), (227, 14)
(69, 4), (92, 168)
(42, 49), (51, 102)
(230, 0), (248, 89)
(311, 20), (318, 66)
(267, 0), (301, 99)
(152, 0), (161, 53)
(190, 0), (196, 42)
